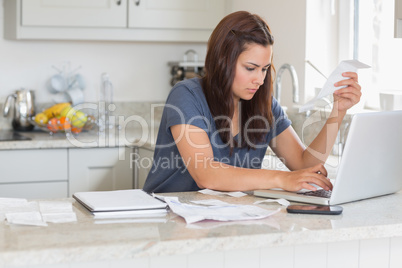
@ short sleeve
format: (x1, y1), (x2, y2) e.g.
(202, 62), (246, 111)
(269, 97), (292, 139)
(164, 83), (211, 134)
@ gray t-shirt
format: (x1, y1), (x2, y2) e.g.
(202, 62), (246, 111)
(143, 78), (291, 193)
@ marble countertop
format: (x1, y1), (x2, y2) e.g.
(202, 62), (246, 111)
(1, 191), (402, 266)
(0, 127), (157, 151)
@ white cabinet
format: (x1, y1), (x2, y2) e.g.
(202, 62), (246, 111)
(21, 0), (127, 28)
(4, 0), (225, 42)
(68, 147), (133, 195)
(0, 147), (134, 198)
(0, 149), (68, 199)
(128, 0), (224, 30)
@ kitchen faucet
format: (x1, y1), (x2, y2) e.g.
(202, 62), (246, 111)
(274, 64), (299, 105)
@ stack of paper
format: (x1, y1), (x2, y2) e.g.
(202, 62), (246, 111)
(0, 198), (77, 226)
(73, 189), (167, 220)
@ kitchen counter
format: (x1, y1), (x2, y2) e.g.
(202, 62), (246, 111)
(0, 127), (157, 151)
(2, 191), (402, 267)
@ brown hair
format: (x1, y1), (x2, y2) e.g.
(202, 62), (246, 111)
(202, 11), (275, 151)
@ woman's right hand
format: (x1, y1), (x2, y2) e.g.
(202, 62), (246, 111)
(276, 164), (333, 192)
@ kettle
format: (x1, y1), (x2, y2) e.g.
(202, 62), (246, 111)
(3, 89), (35, 131)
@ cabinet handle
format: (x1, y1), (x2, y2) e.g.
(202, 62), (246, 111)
(116, 0), (122, 5)
(135, 0), (140, 6)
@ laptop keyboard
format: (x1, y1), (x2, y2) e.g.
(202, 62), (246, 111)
(300, 189), (332, 198)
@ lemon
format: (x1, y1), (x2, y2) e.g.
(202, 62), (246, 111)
(34, 113), (48, 125)
(71, 111), (88, 128)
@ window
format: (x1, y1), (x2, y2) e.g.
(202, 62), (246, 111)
(305, 0), (402, 111)
(357, 0), (402, 109)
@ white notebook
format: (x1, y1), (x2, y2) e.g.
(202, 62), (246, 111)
(73, 189), (167, 212)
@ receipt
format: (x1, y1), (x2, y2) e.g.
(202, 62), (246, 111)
(39, 201), (77, 223)
(164, 197), (279, 224)
(1, 199), (77, 226)
(198, 189), (247, 198)
(299, 60), (371, 112)
(254, 198), (290, 207)
(6, 211), (48, 227)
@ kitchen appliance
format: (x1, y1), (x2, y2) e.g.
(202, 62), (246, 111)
(3, 89), (35, 131)
(168, 50), (205, 86)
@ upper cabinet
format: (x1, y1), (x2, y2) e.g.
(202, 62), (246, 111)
(21, 0), (127, 28)
(396, 0), (402, 38)
(128, 0), (224, 30)
(4, 0), (225, 42)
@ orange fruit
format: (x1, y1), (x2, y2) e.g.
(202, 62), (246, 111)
(58, 116), (71, 131)
(71, 126), (82, 134)
(47, 118), (59, 133)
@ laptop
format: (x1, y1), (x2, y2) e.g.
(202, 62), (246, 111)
(254, 110), (402, 205)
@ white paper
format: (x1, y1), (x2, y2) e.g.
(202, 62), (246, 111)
(92, 209), (167, 219)
(187, 216), (281, 230)
(190, 199), (233, 206)
(0, 199), (37, 213)
(151, 193), (179, 202)
(1, 199), (77, 225)
(5, 211), (48, 227)
(253, 198), (290, 207)
(94, 218), (168, 224)
(39, 201), (73, 213)
(299, 60), (371, 112)
(164, 197), (279, 224)
(198, 189), (247, 198)
(0, 197), (29, 206)
(38, 201), (77, 223)
(41, 213), (77, 223)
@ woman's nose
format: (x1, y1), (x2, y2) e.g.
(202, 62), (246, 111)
(254, 71), (265, 86)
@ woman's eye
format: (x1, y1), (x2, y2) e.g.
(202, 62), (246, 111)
(246, 67), (255, 71)
(262, 68), (268, 72)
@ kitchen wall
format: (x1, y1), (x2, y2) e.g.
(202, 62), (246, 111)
(227, 0), (308, 108)
(0, 0), (310, 109)
(0, 0), (207, 104)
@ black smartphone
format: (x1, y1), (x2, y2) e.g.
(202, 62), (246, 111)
(286, 204), (343, 215)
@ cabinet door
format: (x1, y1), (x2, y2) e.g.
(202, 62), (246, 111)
(0, 149), (68, 199)
(128, 0), (225, 30)
(0, 149), (68, 183)
(0, 182), (68, 199)
(69, 147), (133, 195)
(22, 0), (127, 28)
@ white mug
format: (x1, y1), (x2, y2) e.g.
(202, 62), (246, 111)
(66, 87), (84, 105)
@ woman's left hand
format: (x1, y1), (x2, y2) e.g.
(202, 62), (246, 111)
(333, 72), (361, 112)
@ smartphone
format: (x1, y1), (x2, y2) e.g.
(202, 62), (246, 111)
(286, 204), (343, 215)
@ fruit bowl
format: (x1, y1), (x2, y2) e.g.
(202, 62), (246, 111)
(29, 115), (97, 134)
(30, 102), (97, 134)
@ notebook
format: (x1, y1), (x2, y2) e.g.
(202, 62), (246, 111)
(254, 110), (402, 205)
(73, 189), (167, 212)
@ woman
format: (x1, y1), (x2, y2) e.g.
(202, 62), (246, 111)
(143, 11), (361, 193)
